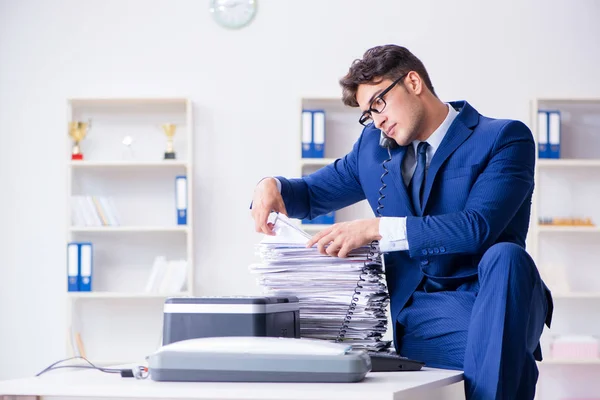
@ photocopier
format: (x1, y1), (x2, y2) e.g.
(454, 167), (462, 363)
(147, 295), (423, 383)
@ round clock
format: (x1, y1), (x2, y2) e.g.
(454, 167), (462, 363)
(209, 0), (257, 29)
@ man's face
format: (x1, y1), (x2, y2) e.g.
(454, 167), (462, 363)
(356, 74), (424, 147)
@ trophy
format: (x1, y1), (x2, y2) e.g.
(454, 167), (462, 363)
(122, 135), (135, 160)
(162, 123), (177, 160)
(68, 120), (91, 160)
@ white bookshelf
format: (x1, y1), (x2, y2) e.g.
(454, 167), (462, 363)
(537, 226), (600, 233)
(552, 292), (600, 299)
(530, 98), (600, 399)
(65, 97), (194, 364)
(300, 158), (338, 167)
(69, 160), (189, 168)
(537, 159), (600, 168)
(69, 226), (190, 233)
(540, 359), (600, 365)
(297, 98), (373, 232)
(68, 292), (190, 299)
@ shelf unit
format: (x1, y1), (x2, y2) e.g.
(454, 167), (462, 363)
(537, 226), (600, 233)
(540, 359), (600, 365)
(69, 226), (190, 233)
(68, 160), (189, 168)
(298, 98), (373, 233)
(65, 97), (194, 364)
(68, 292), (188, 299)
(530, 98), (600, 398)
(537, 159), (600, 168)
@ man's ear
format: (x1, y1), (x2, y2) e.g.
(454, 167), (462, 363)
(406, 71), (423, 95)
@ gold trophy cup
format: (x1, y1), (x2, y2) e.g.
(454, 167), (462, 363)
(162, 123), (177, 160)
(68, 121), (90, 160)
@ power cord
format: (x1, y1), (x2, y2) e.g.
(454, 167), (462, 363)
(36, 356), (148, 379)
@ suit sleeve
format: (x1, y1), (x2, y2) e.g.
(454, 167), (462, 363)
(277, 133), (366, 220)
(405, 120), (535, 258)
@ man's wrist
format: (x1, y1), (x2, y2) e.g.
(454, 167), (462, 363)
(371, 218), (382, 241)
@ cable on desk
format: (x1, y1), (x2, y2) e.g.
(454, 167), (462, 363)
(35, 356), (148, 379)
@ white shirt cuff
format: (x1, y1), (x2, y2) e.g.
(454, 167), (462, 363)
(275, 178), (281, 193)
(378, 217), (409, 252)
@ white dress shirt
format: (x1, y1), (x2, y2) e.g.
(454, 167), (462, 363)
(378, 103), (459, 252)
(273, 103), (459, 252)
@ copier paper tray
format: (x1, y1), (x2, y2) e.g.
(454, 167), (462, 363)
(148, 336), (371, 383)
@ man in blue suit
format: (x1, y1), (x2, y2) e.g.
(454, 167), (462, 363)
(251, 44), (552, 399)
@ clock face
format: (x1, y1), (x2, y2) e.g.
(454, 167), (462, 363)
(210, 0), (257, 29)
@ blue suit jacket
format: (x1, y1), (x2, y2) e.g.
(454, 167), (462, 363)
(278, 100), (552, 329)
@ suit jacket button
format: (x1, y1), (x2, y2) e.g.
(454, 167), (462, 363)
(434, 248), (440, 254)
(422, 249), (428, 256)
(440, 247), (446, 253)
(427, 249), (434, 254)
(421, 260), (429, 266)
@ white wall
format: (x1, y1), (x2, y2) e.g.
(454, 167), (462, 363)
(1, 0), (600, 380)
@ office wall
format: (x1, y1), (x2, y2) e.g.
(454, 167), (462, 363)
(0, 0), (599, 379)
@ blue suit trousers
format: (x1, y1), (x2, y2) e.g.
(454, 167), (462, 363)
(396, 243), (548, 400)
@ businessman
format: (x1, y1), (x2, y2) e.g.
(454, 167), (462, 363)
(251, 44), (552, 400)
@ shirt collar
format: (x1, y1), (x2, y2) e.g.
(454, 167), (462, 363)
(412, 103), (459, 156)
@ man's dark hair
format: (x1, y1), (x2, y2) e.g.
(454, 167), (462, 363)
(339, 45), (436, 107)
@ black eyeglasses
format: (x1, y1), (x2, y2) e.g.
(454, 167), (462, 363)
(358, 73), (408, 126)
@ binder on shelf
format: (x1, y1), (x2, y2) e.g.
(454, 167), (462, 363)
(537, 110), (550, 159)
(175, 175), (187, 225)
(71, 195), (120, 227)
(548, 110), (561, 159)
(302, 211), (335, 225)
(300, 109), (326, 158)
(78, 242), (93, 292)
(67, 242), (79, 292)
(145, 256), (188, 294)
(315, 211), (335, 225)
(312, 110), (326, 158)
(301, 110), (313, 158)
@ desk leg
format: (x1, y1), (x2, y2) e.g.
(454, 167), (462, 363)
(395, 382), (465, 400)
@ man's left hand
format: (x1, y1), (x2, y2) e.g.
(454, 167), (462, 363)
(306, 218), (382, 258)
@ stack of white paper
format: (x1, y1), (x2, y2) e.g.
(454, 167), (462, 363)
(249, 213), (391, 352)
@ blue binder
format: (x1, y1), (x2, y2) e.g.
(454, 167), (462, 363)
(302, 211), (335, 226)
(313, 211), (335, 225)
(537, 110), (550, 159)
(176, 175), (187, 225)
(312, 110), (326, 158)
(67, 242), (79, 292)
(78, 242), (93, 292)
(300, 110), (326, 158)
(548, 110), (561, 159)
(301, 110), (313, 158)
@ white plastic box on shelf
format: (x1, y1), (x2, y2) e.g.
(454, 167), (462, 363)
(65, 98), (194, 364)
(298, 98), (373, 233)
(530, 98), (600, 399)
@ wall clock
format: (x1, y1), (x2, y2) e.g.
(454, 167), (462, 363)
(209, 0), (257, 29)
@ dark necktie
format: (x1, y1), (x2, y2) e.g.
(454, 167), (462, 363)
(410, 142), (429, 215)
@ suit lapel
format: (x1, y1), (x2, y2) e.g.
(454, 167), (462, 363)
(387, 146), (415, 216)
(421, 119), (474, 212)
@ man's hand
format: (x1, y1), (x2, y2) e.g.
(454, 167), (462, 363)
(251, 178), (288, 236)
(306, 218), (382, 258)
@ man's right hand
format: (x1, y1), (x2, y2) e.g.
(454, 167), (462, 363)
(251, 178), (288, 236)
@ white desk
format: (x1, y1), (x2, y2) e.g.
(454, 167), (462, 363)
(0, 366), (464, 400)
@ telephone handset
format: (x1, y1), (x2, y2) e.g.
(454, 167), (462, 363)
(379, 130), (398, 149)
